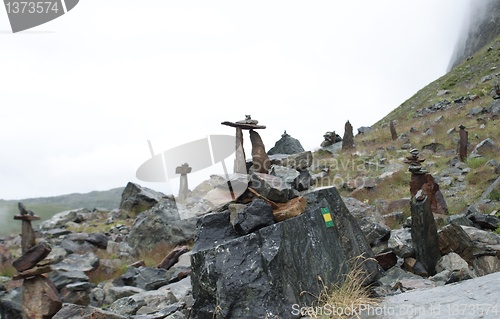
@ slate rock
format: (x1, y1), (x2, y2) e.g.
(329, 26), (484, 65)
(467, 209), (500, 230)
(267, 133), (305, 155)
(448, 214), (473, 227)
(52, 252), (99, 273)
(192, 210), (240, 253)
(473, 255), (500, 276)
(127, 198), (197, 250)
(375, 251), (398, 270)
(251, 172), (297, 203)
(268, 151), (313, 170)
(39, 208), (89, 230)
(22, 276), (62, 318)
(190, 187), (380, 319)
(113, 266), (169, 291)
(50, 270), (90, 290)
(106, 290), (178, 316)
(438, 224), (474, 263)
(53, 303), (128, 319)
(357, 218), (391, 246)
(87, 233), (109, 249)
(294, 169), (313, 191)
(120, 182), (167, 216)
(0, 288), (22, 319)
(410, 197), (441, 276)
(269, 165), (299, 184)
(104, 285), (145, 305)
(388, 228), (414, 258)
(471, 138), (497, 157)
(232, 199), (275, 235)
(436, 252), (471, 273)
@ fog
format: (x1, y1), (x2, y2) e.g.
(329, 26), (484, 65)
(1, 0), (471, 200)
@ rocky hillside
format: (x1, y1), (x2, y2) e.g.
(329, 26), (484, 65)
(0, 188), (124, 236)
(320, 32), (500, 219)
(449, 0), (500, 70)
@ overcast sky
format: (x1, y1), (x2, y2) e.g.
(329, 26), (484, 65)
(0, 0), (471, 200)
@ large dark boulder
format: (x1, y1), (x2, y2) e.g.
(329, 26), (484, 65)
(267, 132), (305, 155)
(126, 197), (197, 250)
(190, 187), (380, 319)
(119, 182), (167, 216)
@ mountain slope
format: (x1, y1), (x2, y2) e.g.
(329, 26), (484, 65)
(0, 187), (124, 236)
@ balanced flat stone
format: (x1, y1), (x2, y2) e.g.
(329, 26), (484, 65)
(221, 121), (266, 130)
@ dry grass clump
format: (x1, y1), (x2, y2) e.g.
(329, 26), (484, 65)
(300, 256), (379, 319)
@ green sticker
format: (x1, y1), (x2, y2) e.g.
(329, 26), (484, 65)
(321, 207), (334, 228)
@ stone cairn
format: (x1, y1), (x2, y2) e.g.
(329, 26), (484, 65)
(12, 203), (62, 318)
(404, 148), (448, 214)
(320, 131), (341, 147)
(458, 124), (468, 162)
(404, 151), (442, 275)
(176, 163), (192, 203)
(342, 120), (355, 151)
(390, 120), (398, 140)
(222, 115), (270, 174)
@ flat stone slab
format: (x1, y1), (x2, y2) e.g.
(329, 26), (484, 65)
(221, 121), (266, 130)
(360, 272), (500, 319)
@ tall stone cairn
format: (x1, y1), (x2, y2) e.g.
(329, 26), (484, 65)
(390, 120), (398, 140)
(342, 120), (355, 151)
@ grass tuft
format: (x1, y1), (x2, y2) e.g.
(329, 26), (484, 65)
(301, 256), (379, 319)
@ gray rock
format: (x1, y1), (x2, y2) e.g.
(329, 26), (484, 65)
(52, 252), (99, 273)
(469, 107), (485, 116)
(410, 197), (441, 276)
(448, 214), (473, 227)
(39, 208), (89, 230)
(461, 226), (500, 245)
(471, 138), (497, 157)
(436, 252), (470, 273)
(192, 210), (240, 253)
(467, 210), (500, 230)
(107, 241), (137, 258)
(388, 228), (414, 258)
(269, 165), (299, 184)
(357, 126), (372, 135)
(251, 172), (297, 203)
(161, 277), (192, 303)
(268, 151), (313, 170)
(53, 303), (127, 319)
(131, 302), (186, 319)
(113, 266), (170, 291)
(87, 233), (109, 249)
(294, 169), (313, 191)
(127, 198), (197, 250)
(232, 199), (274, 235)
(267, 133), (305, 155)
(61, 238), (96, 255)
(473, 255), (500, 276)
(360, 272), (500, 319)
(107, 290), (178, 316)
(105, 285), (145, 305)
(0, 288), (22, 319)
(120, 182), (167, 215)
(378, 266), (422, 287)
(190, 187), (380, 319)
(50, 270), (90, 290)
(358, 218), (391, 246)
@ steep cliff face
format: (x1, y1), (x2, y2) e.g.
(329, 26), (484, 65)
(449, 0), (500, 70)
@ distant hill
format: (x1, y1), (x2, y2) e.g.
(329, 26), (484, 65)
(0, 187), (124, 236)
